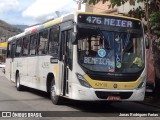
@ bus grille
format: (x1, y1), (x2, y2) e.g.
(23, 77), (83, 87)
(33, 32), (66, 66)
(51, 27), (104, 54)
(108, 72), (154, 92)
(95, 91), (133, 99)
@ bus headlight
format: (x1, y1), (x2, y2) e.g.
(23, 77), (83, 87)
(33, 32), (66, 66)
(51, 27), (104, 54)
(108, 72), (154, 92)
(137, 77), (146, 89)
(76, 73), (91, 88)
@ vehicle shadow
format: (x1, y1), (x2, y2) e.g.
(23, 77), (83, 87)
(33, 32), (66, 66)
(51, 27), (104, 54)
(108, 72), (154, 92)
(65, 99), (160, 113)
(14, 86), (51, 99)
(17, 87), (160, 113)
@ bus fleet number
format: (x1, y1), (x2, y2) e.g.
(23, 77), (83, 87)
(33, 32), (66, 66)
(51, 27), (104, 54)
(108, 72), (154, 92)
(86, 16), (102, 24)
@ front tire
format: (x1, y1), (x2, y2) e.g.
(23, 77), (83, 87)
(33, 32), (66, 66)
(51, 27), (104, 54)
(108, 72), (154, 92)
(16, 73), (24, 91)
(50, 80), (63, 105)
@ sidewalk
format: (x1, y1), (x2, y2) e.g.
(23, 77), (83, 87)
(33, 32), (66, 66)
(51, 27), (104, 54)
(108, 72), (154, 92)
(142, 96), (160, 108)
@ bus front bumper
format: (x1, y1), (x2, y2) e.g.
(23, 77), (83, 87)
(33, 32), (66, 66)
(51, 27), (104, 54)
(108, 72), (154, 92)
(71, 83), (145, 101)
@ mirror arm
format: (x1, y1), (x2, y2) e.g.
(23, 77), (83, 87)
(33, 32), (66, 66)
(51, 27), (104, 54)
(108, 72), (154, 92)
(145, 37), (150, 49)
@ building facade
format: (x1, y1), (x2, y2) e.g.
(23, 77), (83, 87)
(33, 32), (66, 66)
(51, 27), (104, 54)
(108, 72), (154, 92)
(78, 1), (144, 15)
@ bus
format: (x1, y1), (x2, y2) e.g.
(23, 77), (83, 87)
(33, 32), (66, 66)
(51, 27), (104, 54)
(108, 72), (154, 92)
(6, 12), (148, 105)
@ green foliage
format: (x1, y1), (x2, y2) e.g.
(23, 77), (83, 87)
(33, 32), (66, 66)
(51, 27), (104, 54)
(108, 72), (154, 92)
(150, 11), (160, 36)
(0, 20), (22, 40)
(0, 20), (21, 32)
(83, 0), (133, 7)
(150, 12), (160, 26)
(127, 6), (145, 20)
(83, 0), (108, 5)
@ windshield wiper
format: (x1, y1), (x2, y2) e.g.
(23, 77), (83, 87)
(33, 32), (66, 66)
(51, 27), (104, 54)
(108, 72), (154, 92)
(96, 27), (111, 50)
(123, 30), (131, 52)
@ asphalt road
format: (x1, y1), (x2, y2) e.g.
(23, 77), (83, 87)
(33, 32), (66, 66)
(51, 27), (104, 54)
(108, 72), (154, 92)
(0, 68), (160, 120)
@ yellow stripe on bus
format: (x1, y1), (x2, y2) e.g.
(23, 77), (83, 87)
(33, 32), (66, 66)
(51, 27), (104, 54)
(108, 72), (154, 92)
(43, 18), (62, 28)
(83, 74), (142, 90)
(0, 42), (7, 48)
(53, 65), (59, 78)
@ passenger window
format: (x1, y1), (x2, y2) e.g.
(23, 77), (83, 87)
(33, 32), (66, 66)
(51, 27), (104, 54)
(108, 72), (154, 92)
(22, 36), (29, 56)
(29, 34), (38, 55)
(49, 27), (59, 57)
(38, 30), (48, 55)
(15, 39), (22, 57)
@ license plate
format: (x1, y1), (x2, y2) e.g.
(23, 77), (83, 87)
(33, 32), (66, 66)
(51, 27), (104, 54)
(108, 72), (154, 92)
(107, 96), (121, 100)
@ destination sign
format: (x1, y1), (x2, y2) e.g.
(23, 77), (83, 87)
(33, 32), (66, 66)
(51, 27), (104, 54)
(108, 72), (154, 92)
(78, 14), (142, 29)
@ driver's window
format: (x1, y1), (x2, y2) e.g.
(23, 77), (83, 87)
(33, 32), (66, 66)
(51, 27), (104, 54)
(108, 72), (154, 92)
(133, 38), (142, 57)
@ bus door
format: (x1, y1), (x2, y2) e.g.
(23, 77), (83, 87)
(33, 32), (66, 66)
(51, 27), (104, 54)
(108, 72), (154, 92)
(61, 31), (68, 96)
(10, 42), (16, 81)
(61, 29), (73, 96)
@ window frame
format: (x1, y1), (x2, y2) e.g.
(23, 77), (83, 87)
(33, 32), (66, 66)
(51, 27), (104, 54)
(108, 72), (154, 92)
(29, 33), (38, 56)
(48, 26), (60, 57)
(37, 29), (49, 56)
(15, 38), (23, 57)
(22, 36), (30, 57)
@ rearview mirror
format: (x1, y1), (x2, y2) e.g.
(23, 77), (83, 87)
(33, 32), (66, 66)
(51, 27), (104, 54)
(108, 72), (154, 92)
(11, 43), (16, 59)
(72, 32), (77, 44)
(145, 37), (149, 49)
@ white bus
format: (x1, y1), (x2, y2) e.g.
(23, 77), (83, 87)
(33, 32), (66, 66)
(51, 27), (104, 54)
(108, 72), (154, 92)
(6, 12), (147, 104)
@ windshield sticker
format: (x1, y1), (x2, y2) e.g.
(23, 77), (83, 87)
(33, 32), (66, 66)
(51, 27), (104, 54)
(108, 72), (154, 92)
(115, 35), (120, 42)
(132, 57), (142, 67)
(116, 62), (122, 68)
(84, 57), (111, 65)
(109, 68), (115, 72)
(116, 54), (121, 62)
(98, 49), (106, 57)
(109, 64), (115, 72)
(116, 54), (122, 68)
(85, 50), (89, 55)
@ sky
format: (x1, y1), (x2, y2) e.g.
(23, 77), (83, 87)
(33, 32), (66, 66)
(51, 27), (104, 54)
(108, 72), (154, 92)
(0, 0), (78, 25)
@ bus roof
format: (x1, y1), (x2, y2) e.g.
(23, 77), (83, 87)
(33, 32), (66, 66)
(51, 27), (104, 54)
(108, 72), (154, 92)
(76, 11), (141, 21)
(8, 17), (63, 42)
(8, 11), (141, 42)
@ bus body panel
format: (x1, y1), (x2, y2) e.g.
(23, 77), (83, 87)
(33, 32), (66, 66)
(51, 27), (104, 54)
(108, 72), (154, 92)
(7, 55), (60, 92)
(70, 83), (145, 101)
(69, 46), (146, 101)
(5, 58), (11, 81)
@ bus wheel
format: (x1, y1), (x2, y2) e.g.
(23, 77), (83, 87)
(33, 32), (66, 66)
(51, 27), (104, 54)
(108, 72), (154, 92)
(16, 73), (24, 91)
(50, 80), (63, 105)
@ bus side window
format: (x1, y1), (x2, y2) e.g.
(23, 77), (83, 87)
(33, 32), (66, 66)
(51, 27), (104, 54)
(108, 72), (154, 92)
(22, 36), (29, 56)
(49, 27), (59, 57)
(15, 39), (22, 57)
(29, 34), (38, 56)
(38, 30), (48, 55)
(7, 42), (11, 58)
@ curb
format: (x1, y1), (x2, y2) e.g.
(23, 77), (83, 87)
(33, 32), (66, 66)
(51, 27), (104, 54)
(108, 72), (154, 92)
(136, 100), (160, 109)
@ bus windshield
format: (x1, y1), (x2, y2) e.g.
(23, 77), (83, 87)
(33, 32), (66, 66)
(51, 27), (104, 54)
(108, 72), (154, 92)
(77, 28), (144, 73)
